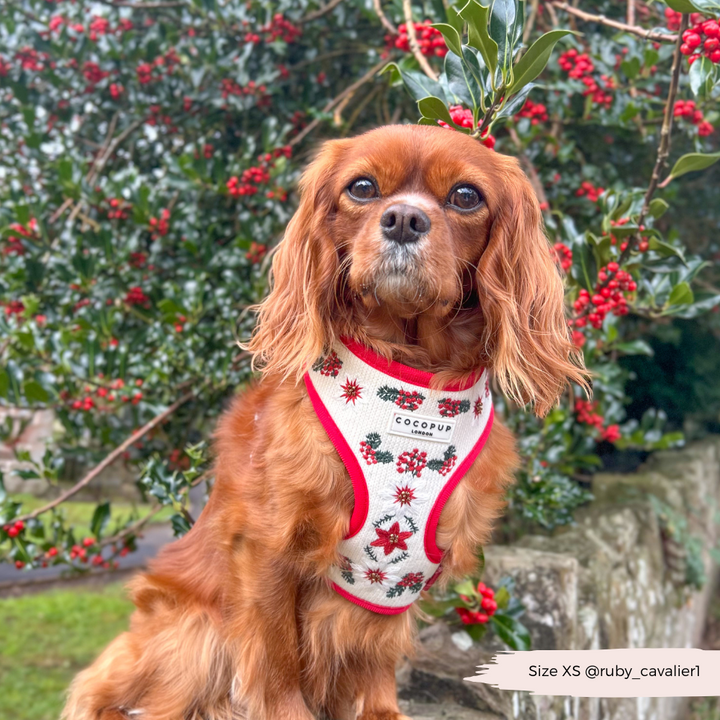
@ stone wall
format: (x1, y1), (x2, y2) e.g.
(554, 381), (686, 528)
(398, 437), (720, 720)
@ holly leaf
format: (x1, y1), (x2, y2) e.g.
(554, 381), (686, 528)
(663, 0), (699, 10)
(90, 501), (111, 538)
(508, 30), (575, 94)
(23, 380), (49, 404)
(667, 152), (720, 182)
(490, 613), (532, 650)
(432, 23), (463, 58)
(667, 281), (694, 306)
(418, 96), (454, 124)
(689, 56), (715, 97)
(648, 198), (669, 219)
(382, 63), (446, 103)
(648, 236), (686, 264)
(459, 0), (498, 77)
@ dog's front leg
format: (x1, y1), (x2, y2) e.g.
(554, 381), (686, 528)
(357, 659), (412, 720)
(231, 556), (316, 720)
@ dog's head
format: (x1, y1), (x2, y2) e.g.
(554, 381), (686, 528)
(247, 125), (586, 416)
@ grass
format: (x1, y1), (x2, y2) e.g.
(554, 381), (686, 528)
(0, 582), (134, 720)
(12, 492), (174, 530)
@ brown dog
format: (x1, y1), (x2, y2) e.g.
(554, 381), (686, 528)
(63, 124), (586, 720)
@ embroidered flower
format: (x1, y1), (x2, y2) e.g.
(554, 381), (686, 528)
(472, 396), (484, 425)
(484, 377), (490, 397)
(396, 448), (427, 477)
(336, 376), (368, 410)
(356, 558), (401, 587)
(378, 482), (431, 519)
(370, 521), (413, 555)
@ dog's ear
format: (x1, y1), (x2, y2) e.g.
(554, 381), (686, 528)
(244, 140), (348, 380)
(476, 160), (589, 416)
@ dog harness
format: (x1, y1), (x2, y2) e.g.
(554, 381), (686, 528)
(304, 337), (494, 614)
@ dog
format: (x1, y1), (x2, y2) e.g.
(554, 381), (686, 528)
(63, 124), (586, 720)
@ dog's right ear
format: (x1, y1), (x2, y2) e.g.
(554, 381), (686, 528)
(243, 139), (349, 381)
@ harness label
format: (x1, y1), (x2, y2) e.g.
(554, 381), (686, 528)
(387, 410), (456, 443)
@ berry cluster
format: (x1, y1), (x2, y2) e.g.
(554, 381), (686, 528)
(396, 448), (427, 477)
(437, 398), (470, 417)
(4, 300), (25, 317)
(515, 99), (549, 124)
(553, 242), (573, 272)
(571, 263), (636, 331)
(146, 105), (177, 132)
(575, 180), (605, 203)
(3, 219), (37, 256)
(395, 390), (425, 411)
(674, 100), (714, 137)
(574, 401), (621, 443)
(65, 378), (145, 412)
(149, 208), (170, 240)
(15, 46), (50, 72)
(261, 14), (302, 43)
(245, 241), (267, 264)
(315, 350), (343, 377)
(125, 286), (150, 307)
(558, 49), (614, 108)
(106, 197), (131, 220)
(220, 77), (268, 100)
(227, 165), (270, 196)
(437, 105), (496, 149)
(389, 21), (448, 57)
(47, 14), (133, 40)
(456, 582), (498, 624)
(82, 61), (109, 87)
(679, 15), (720, 64)
(3, 520), (24, 538)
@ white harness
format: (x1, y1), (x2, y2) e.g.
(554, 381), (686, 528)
(304, 338), (494, 614)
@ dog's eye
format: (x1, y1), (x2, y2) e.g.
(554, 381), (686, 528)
(448, 185), (483, 211)
(347, 178), (379, 201)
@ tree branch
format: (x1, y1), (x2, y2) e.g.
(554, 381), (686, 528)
(14, 388), (200, 523)
(289, 59), (387, 147)
(298, 0), (344, 24)
(618, 14), (688, 265)
(402, 0), (438, 80)
(549, 2), (678, 43)
(373, 0), (397, 35)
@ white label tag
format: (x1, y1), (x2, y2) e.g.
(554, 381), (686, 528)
(387, 410), (456, 444)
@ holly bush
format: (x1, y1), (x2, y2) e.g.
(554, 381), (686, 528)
(1, 0), (720, 572)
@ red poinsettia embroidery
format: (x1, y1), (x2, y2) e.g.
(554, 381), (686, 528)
(370, 521), (413, 555)
(364, 567), (390, 584)
(338, 377), (364, 406)
(473, 397), (483, 419)
(312, 350), (343, 377)
(396, 449), (427, 477)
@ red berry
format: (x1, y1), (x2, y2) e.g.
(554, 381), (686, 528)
(681, 43), (693, 55)
(685, 32), (702, 49)
(705, 38), (720, 53)
(83, 537), (95, 547)
(15, 560), (25, 569)
(638, 240), (649, 252)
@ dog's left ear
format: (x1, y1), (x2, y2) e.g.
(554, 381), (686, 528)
(476, 160), (589, 416)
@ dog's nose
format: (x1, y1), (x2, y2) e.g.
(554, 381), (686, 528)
(380, 204), (431, 244)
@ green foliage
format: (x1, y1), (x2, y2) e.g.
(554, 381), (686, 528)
(1, 0), (720, 569)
